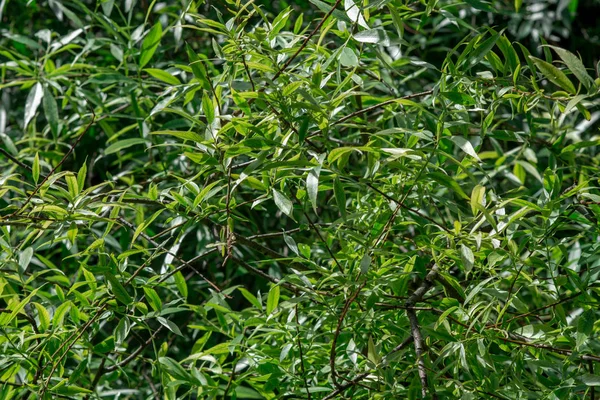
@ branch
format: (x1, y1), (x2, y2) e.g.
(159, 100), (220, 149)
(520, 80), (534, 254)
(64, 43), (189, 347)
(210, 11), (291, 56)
(104, 326), (164, 372)
(405, 264), (440, 399)
(10, 108), (96, 217)
(330, 280), (367, 388)
(322, 336), (413, 400)
(272, 0), (343, 82)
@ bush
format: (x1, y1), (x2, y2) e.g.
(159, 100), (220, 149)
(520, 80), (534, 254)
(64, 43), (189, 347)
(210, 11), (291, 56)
(1, 0), (600, 398)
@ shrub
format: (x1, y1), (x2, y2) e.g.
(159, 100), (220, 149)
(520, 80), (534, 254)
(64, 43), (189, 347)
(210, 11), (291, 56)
(1, 0), (600, 398)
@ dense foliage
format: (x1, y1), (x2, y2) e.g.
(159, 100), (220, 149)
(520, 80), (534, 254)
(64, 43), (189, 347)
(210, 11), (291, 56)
(1, 0), (600, 398)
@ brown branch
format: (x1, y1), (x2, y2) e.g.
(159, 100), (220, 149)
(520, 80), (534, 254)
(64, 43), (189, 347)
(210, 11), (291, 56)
(330, 280), (367, 388)
(405, 264), (440, 399)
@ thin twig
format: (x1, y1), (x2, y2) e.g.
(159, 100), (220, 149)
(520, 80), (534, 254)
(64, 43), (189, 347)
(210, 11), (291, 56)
(272, 0), (343, 82)
(105, 327), (164, 372)
(330, 280), (367, 388)
(10, 109), (96, 217)
(295, 305), (311, 399)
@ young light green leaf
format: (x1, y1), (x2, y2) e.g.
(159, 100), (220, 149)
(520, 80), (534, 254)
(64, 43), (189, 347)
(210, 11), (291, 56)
(529, 56), (576, 94)
(105, 138), (148, 155)
(470, 185), (486, 216)
(32, 152), (40, 184)
(266, 285), (280, 315)
(515, 0), (522, 11)
(140, 22), (162, 68)
(151, 130), (204, 142)
(145, 68), (181, 85)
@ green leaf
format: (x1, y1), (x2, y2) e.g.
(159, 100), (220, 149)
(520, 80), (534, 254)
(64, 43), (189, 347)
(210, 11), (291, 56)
(32, 153), (40, 184)
(173, 271), (188, 299)
(340, 47), (358, 68)
(202, 91), (214, 124)
(515, 0), (522, 11)
(144, 287), (162, 312)
(546, 45), (595, 89)
(186, 43), (211, 91)
(273, 189), (293, 217)
(42, 86), (59, 137)
(334, 177), (347, 219)
(238, 287), (262, 310)
(360, 254), (371, 274)
(151, 130), (204, 142)
(157, 317), (184, 336)
(105, 138), (148, 155)
(24, 82), (43, 128)
(470, 185), (486, 216)
(140, 22), (162, 69)
(529, 56), (576, 94)
(93, 336), (115, 354)
(18, 246), (33, 271)
(159, 356), (193, 382)
(52, 300), (72, 328)
(33, 302), (50, 332)
(145, 68), (181, 85)
(266, 285), (280, 315)
(441, 91), (476, 106)
(451, 136), (481, 161)
(582, 374), (600, 386)
(105, 273), (133, 305)
(0, 288), (39, 327)
(367, 336), (381, 364)
(354, 29), (390, 46)
(460, 244), (474, 273)
(307, 167), (320, 213)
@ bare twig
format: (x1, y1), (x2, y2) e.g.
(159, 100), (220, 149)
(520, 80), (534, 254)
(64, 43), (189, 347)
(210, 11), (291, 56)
(295, 305), (311, 399)
(105, 327), (164, 372)
(330, 280), (367, 388)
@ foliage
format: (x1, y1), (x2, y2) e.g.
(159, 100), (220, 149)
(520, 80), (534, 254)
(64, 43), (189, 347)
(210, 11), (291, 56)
(1, 0), (600, 399)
